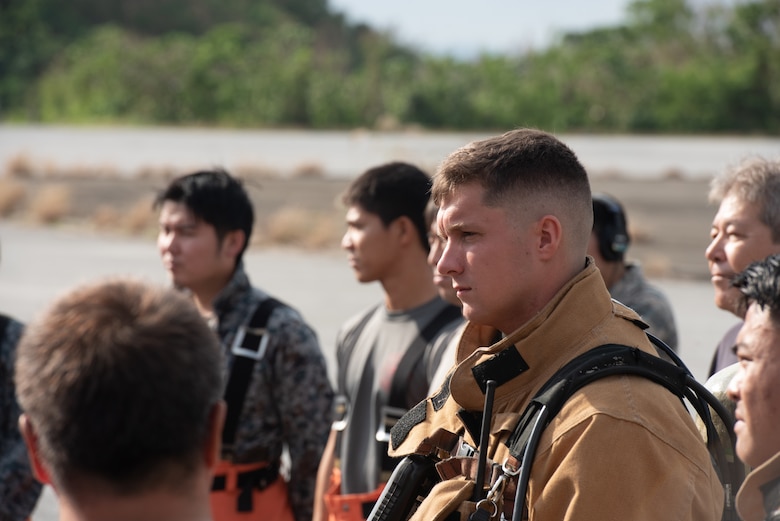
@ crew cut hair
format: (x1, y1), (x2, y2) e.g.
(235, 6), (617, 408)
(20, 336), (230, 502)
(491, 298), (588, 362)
(432, 128), (592, 244)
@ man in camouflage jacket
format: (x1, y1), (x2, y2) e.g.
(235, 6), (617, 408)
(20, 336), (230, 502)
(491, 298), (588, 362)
(157, 169), (333, 521)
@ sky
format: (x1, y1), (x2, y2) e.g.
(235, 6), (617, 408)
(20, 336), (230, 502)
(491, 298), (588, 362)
(327, 0), (634, 57)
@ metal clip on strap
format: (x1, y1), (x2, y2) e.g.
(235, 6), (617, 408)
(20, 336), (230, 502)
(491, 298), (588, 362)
(231, 325), (271, 360)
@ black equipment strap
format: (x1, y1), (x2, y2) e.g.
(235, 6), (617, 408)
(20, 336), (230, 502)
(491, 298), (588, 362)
(212, 462), (281, 512)
(221, 297), (282, 451)
(0, 314), (9, 341)
(337, 304), (380, 395)
(378, 304), (461, 473)
(387, 303), (462, 410)
(505, 343), (689, 455)
(505, 338), (740, 521)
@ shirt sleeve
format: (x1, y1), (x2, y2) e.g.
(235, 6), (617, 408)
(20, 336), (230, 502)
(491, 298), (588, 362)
(0, 319), (43, 520)
(269, 307), (334, 521)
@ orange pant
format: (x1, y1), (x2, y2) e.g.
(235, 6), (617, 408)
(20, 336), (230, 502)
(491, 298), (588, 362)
(323, 468), (385, 521)
(211, 460), (294, 521)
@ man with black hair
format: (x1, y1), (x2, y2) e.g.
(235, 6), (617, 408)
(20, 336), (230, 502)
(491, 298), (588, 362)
(314, 162), (461, 521)
(727, 254), (780, 521)
(588, 192), (678, 350)
(156, 169), (333, 521)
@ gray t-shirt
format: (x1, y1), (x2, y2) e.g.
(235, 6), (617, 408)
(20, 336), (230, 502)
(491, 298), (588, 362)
(335, 296), (460, 494)
(427, 320), (466, 395)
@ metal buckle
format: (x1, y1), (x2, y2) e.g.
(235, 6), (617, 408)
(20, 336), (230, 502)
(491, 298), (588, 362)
(231, 326), (270, 360)
(375, 405), (407, 443)
(331, 395), (350, 432)
(220, 443), (236, 462)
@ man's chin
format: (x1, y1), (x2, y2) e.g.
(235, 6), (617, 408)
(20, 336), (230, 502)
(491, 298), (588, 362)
(168, 274), (188, 289)
(461, 304), (482, 324)
(714, 291), (743, 317)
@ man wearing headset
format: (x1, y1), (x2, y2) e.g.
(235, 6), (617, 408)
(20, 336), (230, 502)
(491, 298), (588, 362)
(587, 193), (679, 350)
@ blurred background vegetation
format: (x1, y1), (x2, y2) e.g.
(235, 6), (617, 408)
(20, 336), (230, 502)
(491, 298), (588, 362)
(1, 0), (778, 133)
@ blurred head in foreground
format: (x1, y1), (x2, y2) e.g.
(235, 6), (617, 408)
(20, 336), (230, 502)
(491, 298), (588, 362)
(15, 278), (225, 521)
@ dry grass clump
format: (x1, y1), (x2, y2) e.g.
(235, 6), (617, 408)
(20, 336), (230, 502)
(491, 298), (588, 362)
(304, 215), (341, 249)
(123, 195), (157, 235)
(0, 179), (27, 216)
(91, 195), (157, 236)
(263, 206), (341, 249)
(232, 163), (279, 180)
(56, 163), (122, 179)
(292, 162), (325, 179)
(91, 205), (122, 230)
(4, 153), (36, 179)
(135, 164), (182, 180)
(661, 167), (685, 180)
(28, 185), (71, 223)
(264, 206), (313, 245)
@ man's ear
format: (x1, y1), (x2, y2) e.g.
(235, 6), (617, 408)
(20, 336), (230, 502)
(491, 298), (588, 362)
(19, 414), (53, 485)
(203, 400), (227, 470)
(393, 216), (417, 247)
(536, 215), (563, 260)
(221, 230), (246, 260)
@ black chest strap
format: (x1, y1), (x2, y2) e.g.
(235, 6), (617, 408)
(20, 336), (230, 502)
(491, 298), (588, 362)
(221, 297), (282, 454)
(0, 314), (10, 341)
(505, 339), (739, 521)
(378, 304), (462, 472)
(388, 303), (463, 410)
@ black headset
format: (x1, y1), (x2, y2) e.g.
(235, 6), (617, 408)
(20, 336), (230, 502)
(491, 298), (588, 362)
(592, 193), (630, 262)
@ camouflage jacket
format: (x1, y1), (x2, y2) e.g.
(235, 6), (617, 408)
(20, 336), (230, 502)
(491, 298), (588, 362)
(210, 263), (333, 521)
(610, 262), (679, 350)
(0, 315), (42, 520)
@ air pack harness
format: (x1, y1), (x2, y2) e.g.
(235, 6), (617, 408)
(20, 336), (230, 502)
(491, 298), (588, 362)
(368, 335), (741, 521)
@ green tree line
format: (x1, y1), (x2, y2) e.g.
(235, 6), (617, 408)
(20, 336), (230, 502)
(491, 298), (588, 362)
(1, 0), (778, 133)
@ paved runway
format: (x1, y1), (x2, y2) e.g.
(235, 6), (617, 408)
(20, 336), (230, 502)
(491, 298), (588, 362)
(0, 222), (739, 519)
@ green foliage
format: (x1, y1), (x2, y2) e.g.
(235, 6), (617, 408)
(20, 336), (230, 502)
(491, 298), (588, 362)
(1, 0), (778, 133)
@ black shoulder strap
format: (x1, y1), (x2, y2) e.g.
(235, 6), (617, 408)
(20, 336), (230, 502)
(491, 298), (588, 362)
(0, 314), (9, 341)
(388, 304), (462, 410)
(504, 340), (740, 521)
(337, 304), (380, 394)
(221, 297), (283, 451)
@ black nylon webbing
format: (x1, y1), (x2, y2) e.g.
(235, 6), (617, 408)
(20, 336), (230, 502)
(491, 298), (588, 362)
(0, 315), (9, 342)
(221, 297), (281, 449)
(387, 303), (462, 410)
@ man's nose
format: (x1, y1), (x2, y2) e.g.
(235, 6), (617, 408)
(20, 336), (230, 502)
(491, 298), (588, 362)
(437, 241), (458, 276)
(341, 230), (352, 250)
(705, 234), (722, 262)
